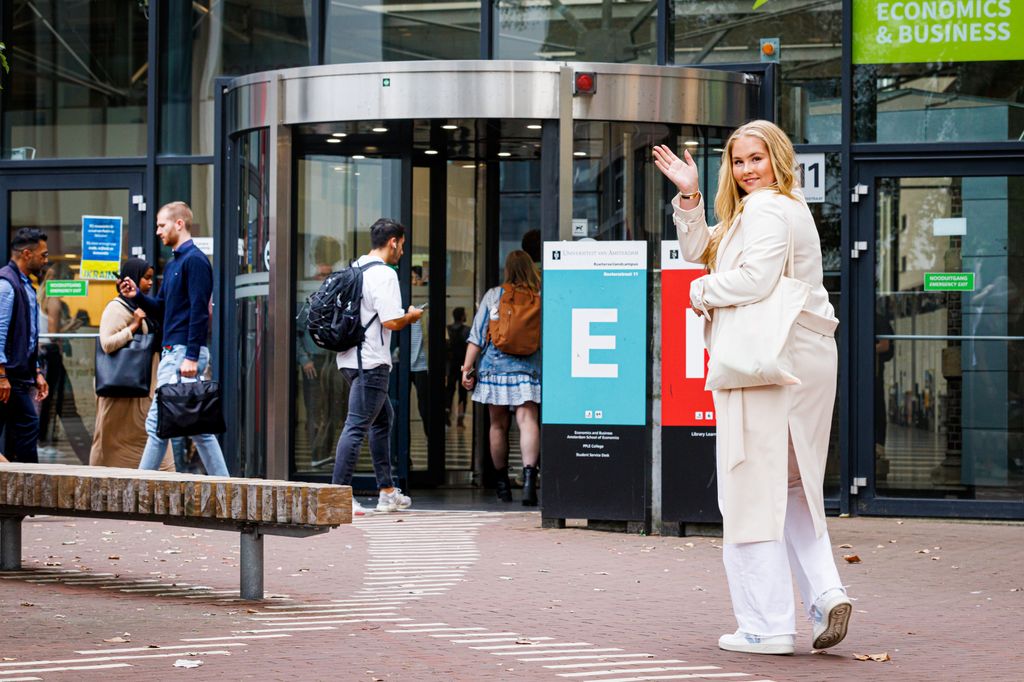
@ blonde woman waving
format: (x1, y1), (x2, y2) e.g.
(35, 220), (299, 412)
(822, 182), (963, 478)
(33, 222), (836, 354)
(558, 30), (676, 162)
(653, 120), (850, 655)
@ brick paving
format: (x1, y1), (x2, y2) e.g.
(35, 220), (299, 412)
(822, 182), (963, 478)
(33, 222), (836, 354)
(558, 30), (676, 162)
(1, 509), (1021, 681)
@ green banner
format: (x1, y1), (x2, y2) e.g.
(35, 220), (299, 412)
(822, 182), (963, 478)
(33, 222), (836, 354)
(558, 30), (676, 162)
(45, 280), (88, 297)
(853, 0), (1024, 64)
(923, 272), (975, 291)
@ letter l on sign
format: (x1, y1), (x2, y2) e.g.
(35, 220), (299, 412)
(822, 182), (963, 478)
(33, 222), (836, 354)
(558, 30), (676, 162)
(571, 308), (618, 378)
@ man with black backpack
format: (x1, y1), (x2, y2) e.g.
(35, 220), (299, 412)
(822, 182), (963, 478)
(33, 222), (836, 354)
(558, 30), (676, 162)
(327, 218), (422, 515)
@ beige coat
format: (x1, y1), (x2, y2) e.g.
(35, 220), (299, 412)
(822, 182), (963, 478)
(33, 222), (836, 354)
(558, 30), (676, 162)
(89, 299), (174, 471)
(673, 188), (838, 544)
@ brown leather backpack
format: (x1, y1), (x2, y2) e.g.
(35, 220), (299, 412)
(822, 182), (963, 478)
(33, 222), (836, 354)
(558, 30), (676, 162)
(487, 283), (540, 356)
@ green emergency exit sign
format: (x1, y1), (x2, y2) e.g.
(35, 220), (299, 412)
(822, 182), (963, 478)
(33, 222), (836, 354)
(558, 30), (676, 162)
(924, 272), (975, 292)
(45, 280), (88, 297)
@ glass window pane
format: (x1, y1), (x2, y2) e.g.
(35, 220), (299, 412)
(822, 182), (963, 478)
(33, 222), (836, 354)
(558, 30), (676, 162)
(874, 175), (1024, 502)
(853, 60), (1024, 143)
(156, 165), (214, 275)
(3, 1), (148, 159)
(674, 1), (842, 144)
(293, 151), (403, 476)
(326, 1), (481, 63)
(11, 189), (131, 464)
(496, 1), (657, 64)
(159, 2), (313, 156)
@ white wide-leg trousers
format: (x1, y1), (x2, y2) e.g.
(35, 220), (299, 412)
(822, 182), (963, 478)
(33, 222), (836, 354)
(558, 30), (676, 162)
(722, 447), (844, 637)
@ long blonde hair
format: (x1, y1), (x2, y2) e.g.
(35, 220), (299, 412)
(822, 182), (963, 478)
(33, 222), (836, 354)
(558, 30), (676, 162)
(503, 250), (541, 292)
(704, 120), (799, 270)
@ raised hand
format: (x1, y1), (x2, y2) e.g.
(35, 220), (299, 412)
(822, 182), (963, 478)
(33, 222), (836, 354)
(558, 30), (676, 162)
(652, 145), (700, 196)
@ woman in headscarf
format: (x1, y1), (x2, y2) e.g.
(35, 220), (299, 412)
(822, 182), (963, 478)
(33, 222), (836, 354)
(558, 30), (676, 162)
(89, 258), (173, 469)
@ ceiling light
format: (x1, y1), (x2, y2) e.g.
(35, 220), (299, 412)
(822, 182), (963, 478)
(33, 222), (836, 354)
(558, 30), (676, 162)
(497, 152), (511, 157)
(372, 127), (388, 133)
(354, 172), (360, 176)
(573, 151), (587, 157)
(331, 132), (347, 138)
(352, 155), (366, 160)
(64, 253), (78, 259)
(424, 150), (438, 155)
(713, 147), (725, 153)
(461, 163), (475, 168)
(527, 124), (542, 130)
(326, 138), (341, 144)
(333, 166), (345, 171)
(441, 124), (458, 130)
(684, 140), (700, 146)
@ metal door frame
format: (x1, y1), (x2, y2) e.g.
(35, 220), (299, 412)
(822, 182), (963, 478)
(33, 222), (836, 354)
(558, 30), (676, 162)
(851, 155), (1024, 519)
(1, 170), (147, 262)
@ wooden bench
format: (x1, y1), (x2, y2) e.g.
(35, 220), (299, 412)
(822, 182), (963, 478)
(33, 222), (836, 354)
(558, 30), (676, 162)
(0, 463), (352, 600)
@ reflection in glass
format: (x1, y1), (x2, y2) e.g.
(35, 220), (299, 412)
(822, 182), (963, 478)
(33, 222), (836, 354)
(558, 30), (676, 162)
(854, 60), (1024, 143)
(875, 176), (1023, 501)
(293, 154), (403, 477)
(3, 1), (148, 159)
(495, 0), (657, 64)
(326, 1), (480, 62)
(157, 165), (214, 278)
(235, 130), (270, 478)
(673, 0), (842, 144)
(10, 189), (129, 464)
(160, 1), (312, 155)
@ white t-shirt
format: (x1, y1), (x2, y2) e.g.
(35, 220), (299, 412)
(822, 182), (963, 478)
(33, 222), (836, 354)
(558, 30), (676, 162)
(336, 255), (405, 370)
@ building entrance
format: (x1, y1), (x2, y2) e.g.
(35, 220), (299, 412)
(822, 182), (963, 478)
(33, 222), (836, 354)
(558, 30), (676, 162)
(220, 60), (761, 495)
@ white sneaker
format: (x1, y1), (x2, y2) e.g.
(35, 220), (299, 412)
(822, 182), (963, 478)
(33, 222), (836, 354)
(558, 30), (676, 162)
(811, 589), (852, 649)
(352, 499), (366, 517)
(376, 487), (412, 512)
(718, 630), (795, 655)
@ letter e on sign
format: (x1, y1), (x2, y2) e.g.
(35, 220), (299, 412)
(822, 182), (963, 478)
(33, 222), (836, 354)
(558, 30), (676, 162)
(571, 308), (618, 378)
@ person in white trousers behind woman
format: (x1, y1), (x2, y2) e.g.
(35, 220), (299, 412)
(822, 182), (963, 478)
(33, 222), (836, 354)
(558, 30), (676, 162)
(653, 120), (851, 655)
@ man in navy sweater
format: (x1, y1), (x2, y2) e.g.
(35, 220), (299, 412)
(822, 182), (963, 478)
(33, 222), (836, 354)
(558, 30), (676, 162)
(119, 201), (229, 476)
(0, 228), (50, 462)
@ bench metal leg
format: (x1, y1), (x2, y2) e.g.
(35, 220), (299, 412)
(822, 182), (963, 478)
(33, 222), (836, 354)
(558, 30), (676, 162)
(239, 528), (264, 600)
(1, 516), (23, 571)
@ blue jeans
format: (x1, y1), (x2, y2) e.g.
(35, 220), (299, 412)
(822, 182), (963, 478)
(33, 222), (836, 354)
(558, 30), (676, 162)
(332, 366), (394, 489)
(138, 346), (229, 476)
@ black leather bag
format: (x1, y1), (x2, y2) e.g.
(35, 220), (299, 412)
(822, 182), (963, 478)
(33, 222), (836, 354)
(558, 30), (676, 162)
(95, 333), (155, 398)
(155, 376), (227, 439)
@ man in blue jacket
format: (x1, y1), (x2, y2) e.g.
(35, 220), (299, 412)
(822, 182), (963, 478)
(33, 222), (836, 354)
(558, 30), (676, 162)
(0, 228), (50, 462)
(119, 201), (229, 476)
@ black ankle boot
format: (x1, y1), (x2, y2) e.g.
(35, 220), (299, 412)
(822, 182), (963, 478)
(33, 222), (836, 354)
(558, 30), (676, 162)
(521, 465), (538, 507)
(495, 468), (513, 502)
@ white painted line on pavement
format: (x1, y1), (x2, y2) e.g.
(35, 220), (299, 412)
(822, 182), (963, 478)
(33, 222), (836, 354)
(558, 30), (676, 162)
(0, 676), (42, 681)
(181, 634), (291, 642)
(583, 674), (751, 682)
(517, 653), (654, 663)
(73, 643), (248, 655)
(249, 618), (411, 626)
(545, 660), (684, 670)
(557, 666), (722, 678)
(473, 642), (592, 650)
(393, 623), (450, 627)
(493, 648), (623, 657)
(430, 632), (519, 638)
(451, 637), (554, 644)
(235, 626), (338, 633)
(0, 665), (131, 675)
(386, 627), (486, 633)
(250, 612), (398, 622)
(0, 651), (232, 672)
(251, 607), (398, 616)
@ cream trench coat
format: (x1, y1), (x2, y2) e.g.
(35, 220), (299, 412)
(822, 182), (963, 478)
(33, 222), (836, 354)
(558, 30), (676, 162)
(673, 188), (838, 545)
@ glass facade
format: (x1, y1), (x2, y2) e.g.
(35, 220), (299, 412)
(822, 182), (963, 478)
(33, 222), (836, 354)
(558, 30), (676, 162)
(1, 2), (1021, 520)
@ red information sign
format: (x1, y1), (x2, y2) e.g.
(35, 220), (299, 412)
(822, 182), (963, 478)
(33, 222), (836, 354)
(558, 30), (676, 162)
(661, 241), (716, 427)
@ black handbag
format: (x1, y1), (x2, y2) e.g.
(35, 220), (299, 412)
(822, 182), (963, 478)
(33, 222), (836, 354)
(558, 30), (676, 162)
(95, 333), (155, 398)
(155, 376), (227, 439)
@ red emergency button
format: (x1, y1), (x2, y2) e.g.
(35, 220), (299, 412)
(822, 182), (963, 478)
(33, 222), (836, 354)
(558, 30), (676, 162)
(573, 71), (596, 96)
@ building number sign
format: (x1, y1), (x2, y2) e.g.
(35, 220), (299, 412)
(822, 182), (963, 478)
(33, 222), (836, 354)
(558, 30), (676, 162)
(795, 153), (825, 204)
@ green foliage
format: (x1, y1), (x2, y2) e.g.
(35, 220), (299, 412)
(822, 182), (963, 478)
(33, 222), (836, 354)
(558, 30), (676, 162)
(0, 42), (8, 91)
(752, 0), (770, 8)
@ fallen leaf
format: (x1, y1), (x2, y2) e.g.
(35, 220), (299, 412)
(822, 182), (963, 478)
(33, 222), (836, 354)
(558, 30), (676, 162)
(916, 549), (930, 554)
(108, 555), (121, 560)
(838, 543), (853, 549)
(843, 554), (862, 564)
(103, 636), (130, 643)
(173, 659), (203, 668)
(853, 652), (892, 662)
(20, 602), (33, 607)
(2, 657), (16, 661)
(62, 540), (77, 546)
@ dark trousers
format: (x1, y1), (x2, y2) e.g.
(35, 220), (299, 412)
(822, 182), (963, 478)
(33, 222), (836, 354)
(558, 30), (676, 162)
(0, 379), (39, 462)
(332, 366), (394, 489)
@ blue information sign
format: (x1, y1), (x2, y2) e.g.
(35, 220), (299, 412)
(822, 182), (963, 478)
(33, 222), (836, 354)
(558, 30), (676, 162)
(80, 215), (123, 280)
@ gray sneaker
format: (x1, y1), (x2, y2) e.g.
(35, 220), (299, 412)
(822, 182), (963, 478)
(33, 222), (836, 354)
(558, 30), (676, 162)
(376, 487), (412, 512)
(811, 589), (852, 649)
